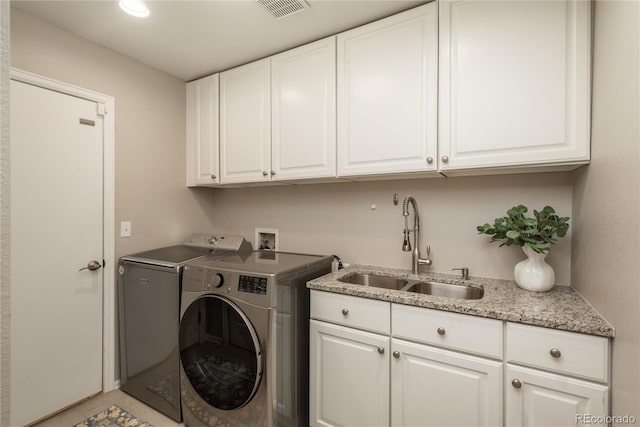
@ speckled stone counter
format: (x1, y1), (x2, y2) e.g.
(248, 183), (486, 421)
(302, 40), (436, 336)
(307, 265), (614, 338)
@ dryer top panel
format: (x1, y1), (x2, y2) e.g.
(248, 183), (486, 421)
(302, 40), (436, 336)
(189, 251), (332, 277)
(119, 234), (252, 268)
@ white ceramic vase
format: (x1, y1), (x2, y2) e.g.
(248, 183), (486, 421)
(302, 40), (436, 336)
(513, 245), (555, 292)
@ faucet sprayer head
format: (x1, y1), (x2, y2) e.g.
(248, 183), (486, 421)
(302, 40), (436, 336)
(402, 229), (412, 251)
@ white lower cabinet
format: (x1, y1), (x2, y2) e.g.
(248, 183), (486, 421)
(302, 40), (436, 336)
(506, 365), (608, 427)
(506, 323), (610, 427)
(309, 290), (611, 427)
(309, 291), (502, 427)
(391, 338), (502, 427)
(309, 319), (390, 427)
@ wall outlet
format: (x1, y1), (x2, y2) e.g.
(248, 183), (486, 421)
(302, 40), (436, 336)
(120, 221), (132, 238)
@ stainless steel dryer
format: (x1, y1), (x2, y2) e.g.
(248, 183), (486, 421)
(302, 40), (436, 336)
(180, 251), (332, 427)
(118, 234), (251, 422)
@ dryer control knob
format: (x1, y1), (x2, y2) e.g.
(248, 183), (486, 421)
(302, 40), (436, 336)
(212, 273), (224, 288)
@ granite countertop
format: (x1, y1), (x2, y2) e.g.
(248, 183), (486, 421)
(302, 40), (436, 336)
(307, 265), (614, 338)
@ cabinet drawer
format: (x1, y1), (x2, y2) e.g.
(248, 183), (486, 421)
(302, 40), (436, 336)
(506, 323), (609, 382)
(310, 290), (390, 334)
(392, 304), (503, 359)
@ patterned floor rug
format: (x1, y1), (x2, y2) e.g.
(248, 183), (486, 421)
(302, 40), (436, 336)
(74, 405), (153, 427)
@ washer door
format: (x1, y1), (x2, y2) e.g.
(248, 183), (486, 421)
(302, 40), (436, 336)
(179, 295), (263, 410)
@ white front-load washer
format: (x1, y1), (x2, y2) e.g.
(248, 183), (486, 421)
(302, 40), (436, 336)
(179, 251), (332, 427)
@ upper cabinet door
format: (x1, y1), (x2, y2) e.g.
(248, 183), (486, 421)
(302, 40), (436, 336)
(439, 0), (591, 171)
(220, 58), (271, 184)
(272, 37), (336, 181)
(337, 3), (438, 177)
(186, 74), (219, 186)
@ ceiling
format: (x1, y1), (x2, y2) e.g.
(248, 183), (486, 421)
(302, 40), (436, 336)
(11, 0), (428, 81)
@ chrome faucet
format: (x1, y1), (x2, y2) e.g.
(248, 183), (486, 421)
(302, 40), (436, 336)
(402, 196), (432, 274)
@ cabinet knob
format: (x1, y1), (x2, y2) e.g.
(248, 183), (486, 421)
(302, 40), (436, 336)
(341, 308), (349, 316)
(512, 379), (522, 389)
(393, 351), (400, 358)
(210, 174), (216, 179)
(378, 347), (385, 355)
(549, 348), (562, 358)
(271, 171), (276, 176)
(437, 327), (446, 336)
(262, 171), (268, 176)
(426, 157), (433, 164)
(441, 156), (449, 163)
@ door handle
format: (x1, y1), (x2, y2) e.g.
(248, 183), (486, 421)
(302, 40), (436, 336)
(79, 260), (102, 271)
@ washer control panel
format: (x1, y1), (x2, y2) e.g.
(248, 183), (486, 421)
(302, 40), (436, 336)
(183, 264), (273, 307)
(238, 275), (268, 295)
(205, 270), (225, 289)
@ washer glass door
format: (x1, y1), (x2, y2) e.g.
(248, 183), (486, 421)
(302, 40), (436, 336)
(179, 295), (262, 410)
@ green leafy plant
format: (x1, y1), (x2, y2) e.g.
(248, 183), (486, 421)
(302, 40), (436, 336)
(476, 205), (569, 254)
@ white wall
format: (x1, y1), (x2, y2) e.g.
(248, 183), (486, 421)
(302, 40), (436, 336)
(0, 2), (10, 425)
(9, 8), (217, 260)
(572, 0), (640, 419)
(203, 173), (574, 284)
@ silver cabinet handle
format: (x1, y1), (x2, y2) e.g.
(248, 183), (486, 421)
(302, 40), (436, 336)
(512, 379), (522, 389)
(393, 351), (400, 358)
(437, 327), (446, 336)
(79, 260), (102, 272)
(441, 156), (449, 163)
(262, 171), (268, 176)
(378, 347), (385, 355)
(211, 174), (216, 179)
(550, 348), (562, 358)
(426, 157), (433, 164)
(341, 308), (349, 316)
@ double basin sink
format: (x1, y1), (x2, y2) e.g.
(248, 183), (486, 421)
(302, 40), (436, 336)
(338, 273), (483, 300)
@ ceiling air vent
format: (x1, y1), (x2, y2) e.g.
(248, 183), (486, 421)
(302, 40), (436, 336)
(257, 0), (309, 20)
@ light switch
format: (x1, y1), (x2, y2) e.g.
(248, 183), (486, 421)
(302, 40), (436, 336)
(120, 221), (132, 238)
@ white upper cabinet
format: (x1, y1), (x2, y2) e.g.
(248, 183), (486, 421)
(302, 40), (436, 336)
(188, 0), (593, 186)
(272, 37), (336, 181)
(220, 58), (271, 184)
(186, 74), (219, 186)
(337, 3), (438, 177)
(438, 0), (591, 172)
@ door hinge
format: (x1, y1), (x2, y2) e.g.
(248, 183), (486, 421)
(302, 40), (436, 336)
(97, 103), (106, 116)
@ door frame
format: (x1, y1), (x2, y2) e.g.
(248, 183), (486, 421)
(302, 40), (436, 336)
(10, 68), (116, 392)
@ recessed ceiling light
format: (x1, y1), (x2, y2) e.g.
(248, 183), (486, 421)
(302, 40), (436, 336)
(119, 0), (150, 18)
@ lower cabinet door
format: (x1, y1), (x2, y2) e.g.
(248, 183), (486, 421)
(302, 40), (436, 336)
(506, 364), (609, 427)
(391, 338), (502, 427)
(310, 320), (390, 427)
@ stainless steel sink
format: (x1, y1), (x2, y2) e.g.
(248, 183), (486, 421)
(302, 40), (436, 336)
(338, 273), (483, 300)
(405, 281), (484, 300)
(338, 273), (408, 290)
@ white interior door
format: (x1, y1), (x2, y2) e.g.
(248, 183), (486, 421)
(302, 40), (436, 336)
(10, 80), (103, 426)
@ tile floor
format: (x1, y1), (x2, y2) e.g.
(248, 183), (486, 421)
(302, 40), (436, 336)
(33, 390), (183, 427)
